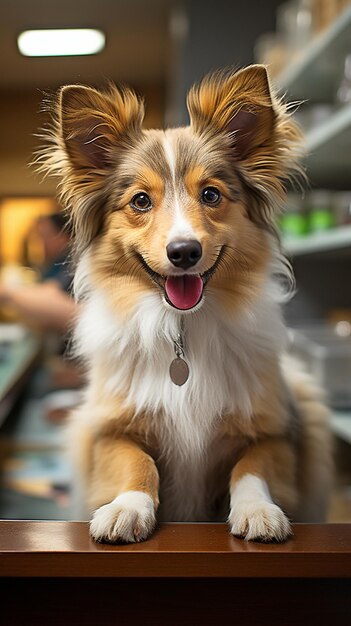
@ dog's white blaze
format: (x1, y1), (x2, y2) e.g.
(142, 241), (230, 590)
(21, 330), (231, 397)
(163, 132), (176, 177)
(163, 133), (197, 243)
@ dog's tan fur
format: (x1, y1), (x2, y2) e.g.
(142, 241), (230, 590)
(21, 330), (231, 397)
(38, 65), (333, 542)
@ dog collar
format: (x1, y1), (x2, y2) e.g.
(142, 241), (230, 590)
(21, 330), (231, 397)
(170, 325), (189, 386)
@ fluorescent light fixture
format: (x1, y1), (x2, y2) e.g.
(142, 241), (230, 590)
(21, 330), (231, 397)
(17, 29), (105, 57)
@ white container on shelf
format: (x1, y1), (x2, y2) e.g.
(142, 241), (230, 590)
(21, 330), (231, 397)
(288, 323), (351, 409)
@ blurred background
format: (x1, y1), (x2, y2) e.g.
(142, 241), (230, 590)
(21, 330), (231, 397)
(0, 0), (351, 522)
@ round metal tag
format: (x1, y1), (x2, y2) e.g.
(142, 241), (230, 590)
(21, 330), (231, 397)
(169, 357), (189, 386)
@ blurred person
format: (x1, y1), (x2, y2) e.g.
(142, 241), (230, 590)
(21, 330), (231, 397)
(0, 212), (84, 424)
(0, 212), (78, 333)
(28, 212), (73, 292)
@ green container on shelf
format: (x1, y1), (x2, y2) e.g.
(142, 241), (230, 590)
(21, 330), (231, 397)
(308, 190), (335, 233)
(280, 211), (309, 236)
(309, 208), (335, 232)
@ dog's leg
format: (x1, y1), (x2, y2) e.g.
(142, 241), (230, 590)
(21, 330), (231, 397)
(228, 438), (298, 542)
(89, 436), (159, 543)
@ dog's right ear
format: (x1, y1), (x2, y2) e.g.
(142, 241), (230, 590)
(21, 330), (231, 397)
(37, 84), (144, 253)
(59, 84), (144, 170)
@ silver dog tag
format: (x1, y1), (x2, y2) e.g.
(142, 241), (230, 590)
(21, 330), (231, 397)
(170, 357), (189, 386)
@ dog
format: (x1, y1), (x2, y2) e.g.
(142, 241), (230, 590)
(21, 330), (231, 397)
(39, 64), (333, 543)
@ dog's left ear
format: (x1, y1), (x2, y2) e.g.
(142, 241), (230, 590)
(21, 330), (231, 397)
(59, 84), (144, 170)
(187, 65), (274, 160)
(187, 65), (303, 231)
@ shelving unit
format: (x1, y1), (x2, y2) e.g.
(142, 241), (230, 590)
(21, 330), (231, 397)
(305, 103), (351, 188)
(276, 7), (351, 189)
(331, 411), (351, 445)
(277, 6), (351, 103)
(277, 7), (351, 445)
(284, 224), (351, 256)
(0, 329), (40, 426)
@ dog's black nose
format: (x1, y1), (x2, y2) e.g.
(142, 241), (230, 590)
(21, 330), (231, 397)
(166, 240), (202, 270)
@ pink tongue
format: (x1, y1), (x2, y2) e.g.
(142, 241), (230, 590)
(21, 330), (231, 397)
(165, 275), (203, 310)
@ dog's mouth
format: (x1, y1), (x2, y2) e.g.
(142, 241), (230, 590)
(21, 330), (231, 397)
(137, 247), (224, 311)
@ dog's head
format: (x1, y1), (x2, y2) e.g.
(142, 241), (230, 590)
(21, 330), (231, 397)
(40, 65), (302, 316)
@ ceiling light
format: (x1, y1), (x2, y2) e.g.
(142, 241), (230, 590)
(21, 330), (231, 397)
(17, 29), (105, 57)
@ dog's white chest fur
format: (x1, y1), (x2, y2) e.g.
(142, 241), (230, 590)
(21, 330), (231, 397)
(74, 282), (287, 519)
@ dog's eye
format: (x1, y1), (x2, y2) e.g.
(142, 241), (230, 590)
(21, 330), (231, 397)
(201, 187), (221, 206)
(130, 192), (152, 212)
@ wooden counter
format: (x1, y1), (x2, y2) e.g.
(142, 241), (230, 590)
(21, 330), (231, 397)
(0, 521), (350, 578)
(0, 522), (350, 625)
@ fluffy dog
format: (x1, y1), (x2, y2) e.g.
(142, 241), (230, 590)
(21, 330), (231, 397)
(39, 64), (332, 542)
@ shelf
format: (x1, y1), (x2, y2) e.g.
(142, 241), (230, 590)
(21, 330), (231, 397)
(0, 330), (41, 425)
(306, 104), (351, 152)
(283, 224), (351, 256)
(274, 9), (351, 187)
(277, 6), (351, 102)
(304, 103), (351, 187)
(331, 411), (351, 445)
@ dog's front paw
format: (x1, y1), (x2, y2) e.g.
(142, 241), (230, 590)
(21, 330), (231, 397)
(228, 501), (292, 542)
(90, 491), (156, 543)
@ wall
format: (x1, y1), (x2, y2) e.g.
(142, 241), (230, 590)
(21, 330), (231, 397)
(167, 0), (284, 124)
(0, 83), (165, 199)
